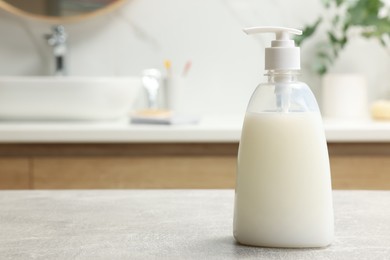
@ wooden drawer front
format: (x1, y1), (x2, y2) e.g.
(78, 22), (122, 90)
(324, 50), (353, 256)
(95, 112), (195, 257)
(0, 158), (30, 189)
(33, 155), (390, 190)
(330, 155), (390, 190)
(33, 156), (236, 189)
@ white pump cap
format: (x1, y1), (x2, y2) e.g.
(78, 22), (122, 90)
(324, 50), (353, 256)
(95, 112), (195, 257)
(243, 26), (302, 70)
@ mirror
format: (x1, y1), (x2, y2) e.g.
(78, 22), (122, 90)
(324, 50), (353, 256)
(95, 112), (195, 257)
(0, 0), (126, 23)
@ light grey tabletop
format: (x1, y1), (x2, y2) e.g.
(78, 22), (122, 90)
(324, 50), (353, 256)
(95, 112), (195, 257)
(0, 190), (389, 259)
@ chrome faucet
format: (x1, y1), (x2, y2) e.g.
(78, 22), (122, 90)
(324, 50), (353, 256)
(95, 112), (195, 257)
(45, 25), (67, 76)
(142, 69), (162, 109)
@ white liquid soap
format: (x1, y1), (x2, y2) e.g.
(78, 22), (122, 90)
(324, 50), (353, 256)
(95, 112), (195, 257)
(233, 27), (334, 248)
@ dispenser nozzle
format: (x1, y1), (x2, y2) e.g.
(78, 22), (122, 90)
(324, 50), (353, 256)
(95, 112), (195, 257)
(243, 26), (302, 70)
(243, 26), (301, 36)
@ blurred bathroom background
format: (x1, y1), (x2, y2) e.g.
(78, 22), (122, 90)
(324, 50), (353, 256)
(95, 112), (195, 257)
(1, 0), (390, 191)
(0, 0), (389, 117)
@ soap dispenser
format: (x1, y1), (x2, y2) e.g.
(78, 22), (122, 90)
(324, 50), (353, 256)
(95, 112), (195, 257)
(233, 27), (334, 248)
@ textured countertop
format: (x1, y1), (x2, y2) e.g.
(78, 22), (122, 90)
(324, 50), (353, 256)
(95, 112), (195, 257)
(0, 190), (389, 259)
(0, 116), (389, 143)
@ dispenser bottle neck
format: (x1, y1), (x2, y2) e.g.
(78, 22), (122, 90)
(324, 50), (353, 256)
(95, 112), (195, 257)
(266, 70), (299, 84)
(266, 70), (300, 113)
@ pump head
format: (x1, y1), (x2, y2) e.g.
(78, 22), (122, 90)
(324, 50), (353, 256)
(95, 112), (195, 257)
(244, 26), (302, 71)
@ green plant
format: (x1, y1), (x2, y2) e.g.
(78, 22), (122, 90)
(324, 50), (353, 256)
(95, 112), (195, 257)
(295, 0), (390, 75)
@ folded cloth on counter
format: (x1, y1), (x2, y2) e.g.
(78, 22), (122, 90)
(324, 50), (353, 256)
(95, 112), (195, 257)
(371, 100), (390, 120)
(131, 109), (200, 125)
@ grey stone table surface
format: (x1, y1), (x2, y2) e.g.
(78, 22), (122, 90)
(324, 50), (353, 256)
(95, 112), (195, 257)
(0, 190), (389, 260)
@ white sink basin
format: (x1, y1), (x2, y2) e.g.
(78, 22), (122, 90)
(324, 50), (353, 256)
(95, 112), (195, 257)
(0, 76), (141, 121)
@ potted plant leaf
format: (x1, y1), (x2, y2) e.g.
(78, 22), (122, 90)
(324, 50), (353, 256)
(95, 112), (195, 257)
(295, 0), (390, 118)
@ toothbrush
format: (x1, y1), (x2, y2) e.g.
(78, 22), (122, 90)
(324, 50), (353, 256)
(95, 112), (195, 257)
(164, 60), (172, 77)
(182, 60), (192, 77)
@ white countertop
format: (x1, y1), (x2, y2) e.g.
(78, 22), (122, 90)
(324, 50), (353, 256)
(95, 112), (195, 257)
(0, 115), (389, 143)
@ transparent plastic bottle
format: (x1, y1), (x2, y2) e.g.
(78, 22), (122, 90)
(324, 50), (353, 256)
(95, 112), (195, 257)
(233, 27), (334, 248)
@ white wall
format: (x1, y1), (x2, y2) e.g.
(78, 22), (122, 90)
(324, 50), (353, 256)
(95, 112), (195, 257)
(0, 0), (389, 116)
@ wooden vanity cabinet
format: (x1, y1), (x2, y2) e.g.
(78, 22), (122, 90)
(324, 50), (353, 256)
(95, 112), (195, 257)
(0, 143), (389, 190)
